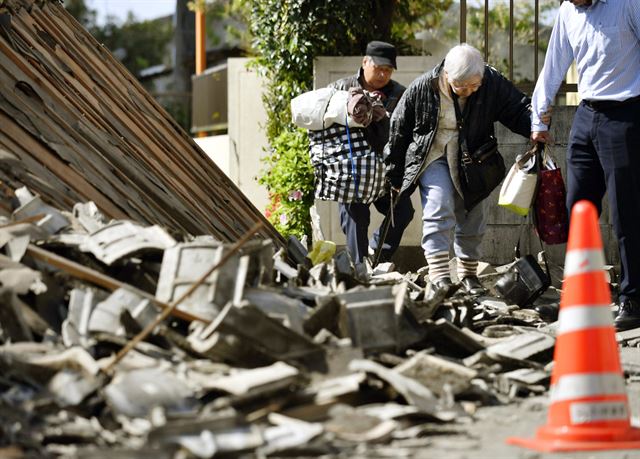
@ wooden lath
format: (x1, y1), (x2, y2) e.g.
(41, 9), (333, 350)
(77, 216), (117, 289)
(0, 0), (284, 246)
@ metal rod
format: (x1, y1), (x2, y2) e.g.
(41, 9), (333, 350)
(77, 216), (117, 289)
(195, 9), (206, 75)
(535, 0), (540, 82)
(460, 0), (467, 43)
(26, 244), (209, 324)
(0, 214), (46, 228)
(195, 8), (207, 138)
(484, 0), (489, 61)
(509, 0), (514, 81)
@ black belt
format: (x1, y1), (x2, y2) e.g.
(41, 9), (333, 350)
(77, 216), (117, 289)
(583, 94), (640, 111)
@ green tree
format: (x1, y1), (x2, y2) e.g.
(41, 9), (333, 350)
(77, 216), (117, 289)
(258, 129), (315, 239)
(464, 0), (557, 83)
(65, 0), (180, 126)
(189, 0), (250, 53)
(92, 15), (173, 77)
(65, 0), (173, 77)
(63, 0), (97, 28)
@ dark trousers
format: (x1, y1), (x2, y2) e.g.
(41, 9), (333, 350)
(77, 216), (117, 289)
(339, 189), (415, 264)
(567, 99), (640, 301)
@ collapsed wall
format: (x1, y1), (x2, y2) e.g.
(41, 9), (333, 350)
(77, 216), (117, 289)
(0, 0), (282, 245)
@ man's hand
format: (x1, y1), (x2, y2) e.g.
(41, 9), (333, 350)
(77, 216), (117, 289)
(531, 130), (554, 144)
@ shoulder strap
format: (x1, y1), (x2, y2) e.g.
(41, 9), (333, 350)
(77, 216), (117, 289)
(344, 114), (360, 201)
(452, 90), (472, 161)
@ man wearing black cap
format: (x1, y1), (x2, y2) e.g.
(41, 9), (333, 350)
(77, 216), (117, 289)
(328, 40), (414, 265)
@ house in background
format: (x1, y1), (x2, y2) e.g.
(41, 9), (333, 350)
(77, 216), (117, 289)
(136, 6), (246, 133)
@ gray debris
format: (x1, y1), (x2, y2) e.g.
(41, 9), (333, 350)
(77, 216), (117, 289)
(13, 188), (70, 235)
(204, 361), (300, 395)
(81, 221), (176, 265)
(156, 241), (240, 318)
(0, 188), (611, 459)
(104, 368), (197, 418)
(486, 331), (555, 362)
(395, 351), (478, 396)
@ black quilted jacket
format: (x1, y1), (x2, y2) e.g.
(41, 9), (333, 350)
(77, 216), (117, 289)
(386, 62), (532, 194)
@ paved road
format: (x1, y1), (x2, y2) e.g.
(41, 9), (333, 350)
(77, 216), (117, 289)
(411, 347), (640, 459)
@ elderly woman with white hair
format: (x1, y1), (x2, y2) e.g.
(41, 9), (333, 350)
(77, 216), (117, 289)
(385, 43), (535, 296)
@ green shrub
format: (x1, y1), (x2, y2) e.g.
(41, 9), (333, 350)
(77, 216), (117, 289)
(258, 129), (315, 239)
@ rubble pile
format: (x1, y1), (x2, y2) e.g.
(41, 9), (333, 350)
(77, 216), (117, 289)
(0, 187), (578, 458)
(1, 3), (638, 457)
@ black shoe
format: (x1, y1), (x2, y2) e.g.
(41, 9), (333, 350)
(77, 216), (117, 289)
(430, 277), (459, 299)
(433, 276), (453, 291)
(534, 303), (559, 322)
(460, 276), (487, 296)
(614, 298), (640, 332)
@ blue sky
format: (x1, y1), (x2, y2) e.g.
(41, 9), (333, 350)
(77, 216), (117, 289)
(86, 0), (176, 24)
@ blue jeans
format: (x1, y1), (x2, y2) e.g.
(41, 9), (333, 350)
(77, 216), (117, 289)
(418, 156), (488, 260)
(567, 100), (640, 302)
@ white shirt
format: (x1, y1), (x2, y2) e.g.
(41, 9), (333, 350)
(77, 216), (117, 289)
(531, 0), (640, 131)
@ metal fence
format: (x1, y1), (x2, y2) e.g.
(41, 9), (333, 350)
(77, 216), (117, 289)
(458, 0), (576, 95)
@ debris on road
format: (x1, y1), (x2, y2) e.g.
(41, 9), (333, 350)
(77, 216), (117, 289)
(0, 186), (591, 458)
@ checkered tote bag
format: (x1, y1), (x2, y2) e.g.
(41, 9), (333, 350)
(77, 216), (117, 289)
(309, 124), (386, 204)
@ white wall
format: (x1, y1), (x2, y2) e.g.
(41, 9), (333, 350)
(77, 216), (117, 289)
(193, 135), (232, 178)
(227, 58), (270, 213)
(193, 59), (270, 216)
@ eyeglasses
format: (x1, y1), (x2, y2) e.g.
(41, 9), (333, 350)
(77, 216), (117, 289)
(449, 79), (482, 91)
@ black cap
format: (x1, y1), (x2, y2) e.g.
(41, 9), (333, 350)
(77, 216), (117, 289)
(365, 41), (397, 69)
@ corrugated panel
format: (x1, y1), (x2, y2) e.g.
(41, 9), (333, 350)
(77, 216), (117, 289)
(0, 0), (283, 246)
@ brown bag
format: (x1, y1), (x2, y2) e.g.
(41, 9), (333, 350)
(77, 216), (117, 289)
(533, 148), (568, 245)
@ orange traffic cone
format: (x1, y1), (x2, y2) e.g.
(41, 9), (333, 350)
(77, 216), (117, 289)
(508, 200), (640, 452)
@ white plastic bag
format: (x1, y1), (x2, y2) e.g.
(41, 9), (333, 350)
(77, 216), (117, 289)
(292, 88), (365, 130)
(323, 91), (365, 128)
(291, 87), (336, 130)
(498, 146), (539, 216)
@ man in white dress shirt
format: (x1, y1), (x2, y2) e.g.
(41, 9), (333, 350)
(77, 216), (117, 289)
(531, 0), (640, 331)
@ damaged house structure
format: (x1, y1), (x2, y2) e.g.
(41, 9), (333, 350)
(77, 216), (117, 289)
(0, 1), (640, 458)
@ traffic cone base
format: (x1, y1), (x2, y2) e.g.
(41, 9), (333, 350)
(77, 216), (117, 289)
(508, 425), (640, 452)
(508, 402), (640, 452)
(507, 200), (640, 453)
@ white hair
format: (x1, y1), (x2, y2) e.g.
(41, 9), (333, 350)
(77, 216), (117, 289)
(443, 43), (485, 82)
